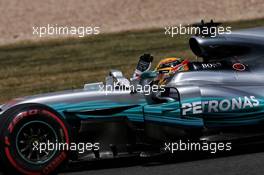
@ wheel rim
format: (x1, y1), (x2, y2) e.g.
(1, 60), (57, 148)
(16, 120), (58, 165)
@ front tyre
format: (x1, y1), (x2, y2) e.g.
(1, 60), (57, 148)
(0, 104), (70, 175)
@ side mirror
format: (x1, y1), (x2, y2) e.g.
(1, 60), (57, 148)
(130, 71), (157, 94)
(140, 71), (157, 80)
(145, 87), (177, 104)
(106, 69), (130, 89)
(139, 71), (157, 88)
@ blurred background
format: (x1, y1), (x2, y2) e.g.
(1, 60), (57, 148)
(1, 0), (264, 43)
(1, 0), (264, 103)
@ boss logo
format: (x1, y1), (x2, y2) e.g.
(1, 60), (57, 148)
(201, 63), (222, 69)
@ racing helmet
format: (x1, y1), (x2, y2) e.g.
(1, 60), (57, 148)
(154, 57), (189, 85)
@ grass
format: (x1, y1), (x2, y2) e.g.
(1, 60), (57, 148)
(1, 18), (264, 103)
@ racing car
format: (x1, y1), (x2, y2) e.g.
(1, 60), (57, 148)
(1, 27), (264, 175)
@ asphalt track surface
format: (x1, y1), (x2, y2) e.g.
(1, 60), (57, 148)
(61, 146), (264, 175)
(1, 146), (264, 175)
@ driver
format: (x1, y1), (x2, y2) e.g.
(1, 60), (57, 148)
(132, 54), (249, 87)
(154, 57), (190, 85)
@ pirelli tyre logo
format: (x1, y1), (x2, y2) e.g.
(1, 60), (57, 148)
(182, 96), (260, 115)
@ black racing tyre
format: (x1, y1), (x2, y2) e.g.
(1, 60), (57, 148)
(0, 104), (70, 175)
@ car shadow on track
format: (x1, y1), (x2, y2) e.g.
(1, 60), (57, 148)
(62, 143), (264, 174)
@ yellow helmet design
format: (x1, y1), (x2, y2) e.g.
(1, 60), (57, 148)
(154, 57), (189, 85)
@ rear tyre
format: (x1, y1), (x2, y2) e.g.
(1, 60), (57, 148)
(0, 104), (70, 175)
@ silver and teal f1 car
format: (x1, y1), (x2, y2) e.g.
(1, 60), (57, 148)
(1, 27), (264, 175)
